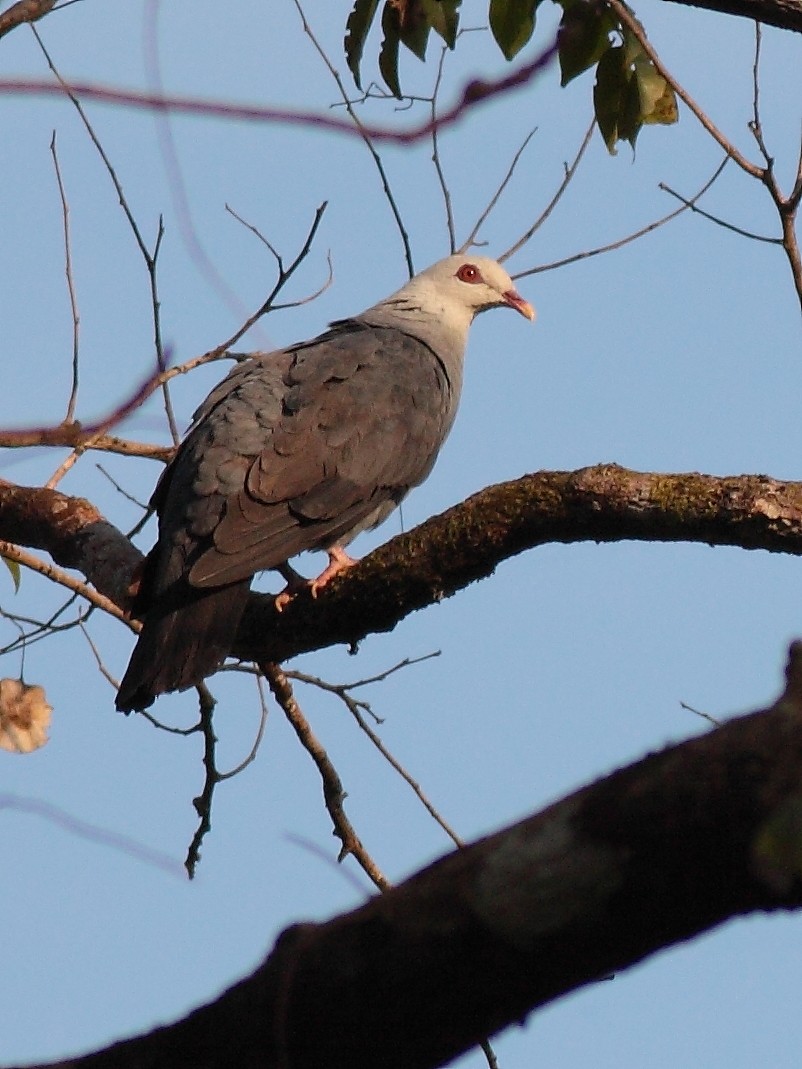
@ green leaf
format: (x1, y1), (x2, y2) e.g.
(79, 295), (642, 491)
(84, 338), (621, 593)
(3, 556), (20, 593)
(593, 44), (628, 154)
(426, 0), (461, 48)
(398, 0), (431, 62)
(490, 0), (540, 62)
(344, 0), (381, 90)
(379, 2), (402, 98)
(619, 68), (643, 148)
(557, 1), (615, 87)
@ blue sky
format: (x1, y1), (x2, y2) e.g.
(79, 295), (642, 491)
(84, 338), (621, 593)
(2, 2), (801, 1067)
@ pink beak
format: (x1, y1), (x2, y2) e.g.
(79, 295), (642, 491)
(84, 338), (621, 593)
(503, 289), (536, 321)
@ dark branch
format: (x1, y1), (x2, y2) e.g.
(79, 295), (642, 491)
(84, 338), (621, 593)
(661, 0), (802, 33)
(236, 465), (802, 665)
(3, 465), (802, 658)
(22, 642), (802, 1069)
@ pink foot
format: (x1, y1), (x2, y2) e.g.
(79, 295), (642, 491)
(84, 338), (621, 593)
(273, 548), (358, 611)
(310, 546), (358, 598)
(274, 563), (308, 613)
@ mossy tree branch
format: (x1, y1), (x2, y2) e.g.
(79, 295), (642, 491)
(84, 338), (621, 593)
(2, 464), (802, 661)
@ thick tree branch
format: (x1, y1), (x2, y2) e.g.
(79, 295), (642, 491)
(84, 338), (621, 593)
(0, 480), (141, 610)
(21, 643), (802, 1069)
(3, 465), (802, 654)
(235, 464), (802, 664)
(660, 0), (802, 34)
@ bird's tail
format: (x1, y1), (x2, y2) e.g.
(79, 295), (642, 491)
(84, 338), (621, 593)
(115, 579), (251, 712)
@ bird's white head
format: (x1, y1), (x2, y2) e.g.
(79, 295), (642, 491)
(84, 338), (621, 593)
(413, 255), (535, 324)
(357, 253), (534, 362)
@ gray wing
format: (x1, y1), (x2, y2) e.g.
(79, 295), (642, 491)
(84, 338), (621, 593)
(172, 322), (455, 589)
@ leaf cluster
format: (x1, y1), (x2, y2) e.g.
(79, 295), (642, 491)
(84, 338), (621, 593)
(344, 0), (678, 151)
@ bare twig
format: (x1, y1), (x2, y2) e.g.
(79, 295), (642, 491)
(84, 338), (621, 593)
(430, 46), (456, 254)
(0, 792), (184, 878)
(745, 22), (802, 312)
(515, 157), (729, 278)
(680, 700), (722, 727)
(79, 620), (122, 690)
(142, 0), (253, 327)
(0, 540), (133, 624)
(217, 672), (270, 781)
(658, 180), (781, 243)
(292, 0), (414, 277)
(0, 362), (167, 447)
(261, 660), (389, 891)
(462, 126), (538, 255)
(49, 130), (80, 425)
(0, 40), (559, 145)
(289, 657), (463, 849)
(185, 682), (219, 878)
(33, 28), (180, 444)
(499, 120), (593, 263)
(224, 203), (334, 311)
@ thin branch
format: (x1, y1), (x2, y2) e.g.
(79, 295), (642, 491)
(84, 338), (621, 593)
(142, 0), (255, 330)
(499, 120), (593, 263)
(0, 361), (167, 447)
(462, 126), (538, 255)
(680, 700), (722, 727)
(291, 662), (463, 849)
(185, 682), (219, 878)
(49, 130), (80, 424)
(430, 46), (456, 254)
(0, 792), (185, 878)
(80, 620), (123, 690)
(33, 28), (180, 444)
(605, 0), (764, 180)
(291, 0), (414, 278)
(658, 180), (782, 243)
(217, 672), (270, 781)
(0, 539), (132, 624)
(261, 660), (389, 891)
(516, 156), (729, 278)
(224, 203), (335, 311)
(0, 39), (559, 144)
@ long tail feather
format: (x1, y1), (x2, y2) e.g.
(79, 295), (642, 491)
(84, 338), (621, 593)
(116, 579), (250, 712)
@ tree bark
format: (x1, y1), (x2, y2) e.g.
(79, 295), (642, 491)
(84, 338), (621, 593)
(23, 642), (802, 1069)
(3, 465), (802, 663)
(661, 0), (802, 33)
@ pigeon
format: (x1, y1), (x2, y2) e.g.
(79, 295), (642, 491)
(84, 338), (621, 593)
(116, 255), (534, 711)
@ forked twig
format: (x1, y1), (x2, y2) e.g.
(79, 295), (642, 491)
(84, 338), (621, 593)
(462, 126), (538, 255)
(33, 27), (180, 444)
(261, 660), (389, 891)
(499, 120), (594, 263)
(515, 156), (729, 278)
(185, 682), (219, 878)
(291, 0), (414, 277)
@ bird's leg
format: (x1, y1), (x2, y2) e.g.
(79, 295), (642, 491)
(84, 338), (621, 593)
(274, 562), (309, 613)
(274, 548), (358, 611)
(310, 545), (358, 598)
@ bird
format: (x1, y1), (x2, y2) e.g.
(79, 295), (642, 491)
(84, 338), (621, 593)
(116, 255), (534, 711)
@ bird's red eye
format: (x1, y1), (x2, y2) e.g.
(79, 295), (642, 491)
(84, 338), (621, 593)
(456, 263), (481, 284)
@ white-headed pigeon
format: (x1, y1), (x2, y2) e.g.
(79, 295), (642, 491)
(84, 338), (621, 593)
(116, 255), (534, 710)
